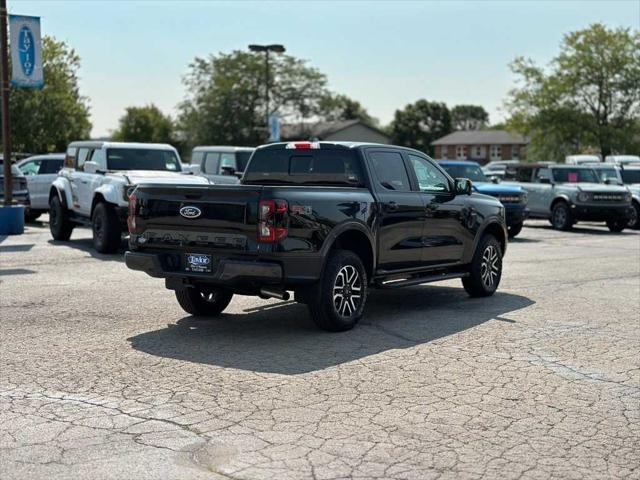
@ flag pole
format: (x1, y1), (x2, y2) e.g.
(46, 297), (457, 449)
(0, 0), (12, 206)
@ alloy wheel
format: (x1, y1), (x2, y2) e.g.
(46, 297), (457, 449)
(480, 245), (500, 289)
(553, 207), (566, 228)
(332, 265), (362, 317)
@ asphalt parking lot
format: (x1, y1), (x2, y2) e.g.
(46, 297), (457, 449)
(0, 217), (638, 480)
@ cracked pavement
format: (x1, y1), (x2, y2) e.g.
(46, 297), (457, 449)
(0, 218), (638, 479)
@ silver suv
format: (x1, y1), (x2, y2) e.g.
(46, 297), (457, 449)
(185, 146), (255, 184)
(504, 164), (632, 232)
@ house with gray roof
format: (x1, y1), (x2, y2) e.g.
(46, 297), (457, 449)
(280, 119), (390, 144)
(431, 130), (529, 164)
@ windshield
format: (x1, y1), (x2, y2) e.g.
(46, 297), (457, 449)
(236, 151), (253, 173)
(622, 169), (640, 184)
(594, 168), (620, 183)
(106, 148), (181, 171)
(441, 164), (488, 182)
(552, 168), (598, 183)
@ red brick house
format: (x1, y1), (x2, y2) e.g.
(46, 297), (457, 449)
(431, 130), (529, 164)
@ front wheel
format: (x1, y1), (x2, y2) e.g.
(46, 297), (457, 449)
(551, 202), (573, 231)
(628, 202), (640, 230)
(462, 234), (503, 297)
(49, 195), (74, 241)
(507, 222), (523, 238)
(308, 250), (368, 332)
(175, 287), (233, 316)
(606, 219), (626, 233)
(92, 202), (122, 253)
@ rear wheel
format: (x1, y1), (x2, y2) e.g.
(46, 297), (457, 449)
(628, 202), (640, 230)
(308, 250), (367, 332)
(49, 195), (73, 241)
(507, 221), (523, 238)
(606, 218), (626, 233)
(92, 202), (122, 253)
(175, 287), (233, 316)
(462, 234), (502, 297)
(551, 202), (573, 231)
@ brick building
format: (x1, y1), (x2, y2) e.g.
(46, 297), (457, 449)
(431, 130), (529, 165)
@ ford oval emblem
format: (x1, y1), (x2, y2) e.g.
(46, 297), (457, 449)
(180, 206), (202, 219)
(18, 26), (36, 77)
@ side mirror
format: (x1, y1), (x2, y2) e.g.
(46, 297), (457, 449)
(491, 176), (500, 184)
(221, 165), (236, 176)
(455, 178), (472, 195)
(83, 161), (102, 174)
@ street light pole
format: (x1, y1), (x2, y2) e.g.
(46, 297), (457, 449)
(0, 0), (12, 206)
(248, 44), (285, 138)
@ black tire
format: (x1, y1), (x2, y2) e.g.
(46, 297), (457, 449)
(92, 202), (122, 253)
(628, 202), (640, 230)
(462, 234), (503, 297)
(49, 195), (74, 241)
(175, 287), (233, 316)
(507, 222), (523, 238)
(25, 212), (41, 222)
(308, 250), (367, 332)
(551, 201), (573, 231)
(606, 219), (626, 233)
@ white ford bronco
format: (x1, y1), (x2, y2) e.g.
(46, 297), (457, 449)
(49, 141), (210, 253)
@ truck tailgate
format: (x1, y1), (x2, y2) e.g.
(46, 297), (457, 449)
(132, 184), (262, 252)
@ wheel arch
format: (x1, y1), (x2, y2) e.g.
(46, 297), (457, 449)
(477, 220), (507, 256)
(550, 195), (571, 210)
(320, 222), (376, 282)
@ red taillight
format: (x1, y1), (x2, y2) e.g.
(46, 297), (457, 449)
(258, 199), (288, 242)
(127, 193), (137, 234)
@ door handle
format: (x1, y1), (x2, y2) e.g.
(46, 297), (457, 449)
(386, 201), (399, 211)
(80, 180), (88, 184)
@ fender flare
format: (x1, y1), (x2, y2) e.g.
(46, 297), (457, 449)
(49, 177), (73, 209)
(318, 220), (377, 276)
(551, 194), (572, 209)
(93, 183), (123, 208)
(470, 217), (508, 259)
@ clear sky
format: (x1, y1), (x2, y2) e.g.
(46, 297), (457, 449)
(10, 0), (640, 137)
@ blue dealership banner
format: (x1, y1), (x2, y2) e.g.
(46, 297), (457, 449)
(268, 113), (280, 142)
(9, 15), (44, 88)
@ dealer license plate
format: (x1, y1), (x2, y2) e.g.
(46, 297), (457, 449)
(184, 253), (213, 273)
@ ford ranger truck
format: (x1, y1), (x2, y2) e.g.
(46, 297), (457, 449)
(439, 160), (528, 238)
(125, 141), (507, 332)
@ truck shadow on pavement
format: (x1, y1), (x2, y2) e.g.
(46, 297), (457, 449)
(128, 286), (534, 375)
(48, 237), (127, 262)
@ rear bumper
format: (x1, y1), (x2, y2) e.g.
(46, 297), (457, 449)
(125, 251), (283, 287)
(570, 204), (631, 221)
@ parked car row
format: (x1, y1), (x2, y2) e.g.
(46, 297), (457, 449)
(9, 138), (637, 333)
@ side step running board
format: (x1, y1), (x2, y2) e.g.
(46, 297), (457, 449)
(375, 271), (468, 289)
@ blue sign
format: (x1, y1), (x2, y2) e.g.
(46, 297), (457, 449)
(268, 113), (280, 142)
(9, 15), (44, 88)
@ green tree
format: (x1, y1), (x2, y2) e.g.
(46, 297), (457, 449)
(506, 23), (640, 160)
(5, 36), (91, 153)
(112, 104), (174, 144)
(318, 94), (378, 125)
(451, 105), (489, 130)
(390, 100), (451, 155)
(177, 51), (329, 147)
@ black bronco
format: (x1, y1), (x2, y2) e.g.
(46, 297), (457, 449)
(125, 142), (507, 331)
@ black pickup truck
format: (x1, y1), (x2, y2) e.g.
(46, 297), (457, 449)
(125, 142), (507, 331)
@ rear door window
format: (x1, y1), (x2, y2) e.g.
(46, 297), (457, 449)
(368, 151), (411, 192)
